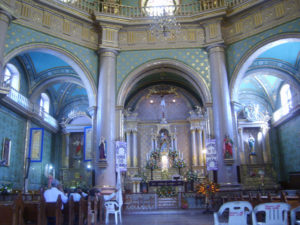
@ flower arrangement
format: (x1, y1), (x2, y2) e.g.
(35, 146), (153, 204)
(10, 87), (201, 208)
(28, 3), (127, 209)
(173, 158), (186, 169)
(156, 186), (176, 198)
(168, 150), (178, 160)
(185, 170), (198, 182)
(150, 149), (161, 160)
(146, 158), (159, 170)
(0, 183), (13, 194)
(196, 179), (219, 197)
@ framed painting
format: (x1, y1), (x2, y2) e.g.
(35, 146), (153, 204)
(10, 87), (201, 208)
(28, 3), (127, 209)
(28, 128), (44, 162)
(84, 126), (92, 161)
(0, 138), (11, 166)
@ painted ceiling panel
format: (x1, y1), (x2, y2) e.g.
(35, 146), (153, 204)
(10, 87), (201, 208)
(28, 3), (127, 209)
(258, 42), (300, 66)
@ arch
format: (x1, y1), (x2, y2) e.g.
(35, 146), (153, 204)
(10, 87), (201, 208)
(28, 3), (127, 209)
(230, 34), (300, 102)
(29, 75), (84, 102)
(117, 59), (211, 107)
(4, 43), (97, 107)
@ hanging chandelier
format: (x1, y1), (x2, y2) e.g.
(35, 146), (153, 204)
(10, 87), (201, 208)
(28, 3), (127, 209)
(148, 7), (181, 41)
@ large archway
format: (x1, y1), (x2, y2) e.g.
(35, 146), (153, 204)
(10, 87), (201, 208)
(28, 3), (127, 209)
(230, 34), (300, 102)
(4, 43), (97, 107)
(117, 59), (212, 107)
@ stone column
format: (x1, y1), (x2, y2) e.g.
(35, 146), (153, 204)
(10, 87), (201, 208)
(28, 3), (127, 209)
(238, 128), (246, 164)
(132, 131), (138, 167)
(198, 129), (203, 166)
(261, 125), (271, 164)
(126, 131), (131, 167)
(95, 48), (118, 190)
(207, 44), (237, 186)
(205, 102), (214, 138)
(115, 105), (124, 141)
(0, 9), (12, 90)
(191, 129), (197, 166)
(64, 132), (70, 168)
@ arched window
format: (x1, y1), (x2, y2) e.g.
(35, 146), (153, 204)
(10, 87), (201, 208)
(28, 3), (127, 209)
(40, 93), (50, 114)
(142, 0), (179, 15)
(4, 63), (20, 91)
(280, 84), (292, 114)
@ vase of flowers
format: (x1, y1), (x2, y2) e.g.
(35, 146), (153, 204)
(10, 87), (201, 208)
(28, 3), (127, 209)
(173, 158), (186, 175)
(196, 178), (219, 213)
(150, 149), (161, 160)
(146, 158), (159, 180)
(168, 150), (178, 161)
(185, 170), (198, 192)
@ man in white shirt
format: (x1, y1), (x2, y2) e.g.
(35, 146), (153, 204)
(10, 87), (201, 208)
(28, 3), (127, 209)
(69, 189), (82, 202)
(43, 179), (68, 225)
(44, 179), (68, 205)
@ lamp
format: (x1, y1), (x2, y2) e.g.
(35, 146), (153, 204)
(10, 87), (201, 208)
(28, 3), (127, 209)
(149, 7), (181, 40)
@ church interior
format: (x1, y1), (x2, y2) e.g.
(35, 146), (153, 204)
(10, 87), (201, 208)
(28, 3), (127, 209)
(0, 0), (300, 224)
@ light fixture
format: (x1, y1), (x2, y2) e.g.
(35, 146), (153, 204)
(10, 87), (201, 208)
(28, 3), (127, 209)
(150, 99), (154, 103)
(172, 99), (176, 103)
(149, 7), (181, 41)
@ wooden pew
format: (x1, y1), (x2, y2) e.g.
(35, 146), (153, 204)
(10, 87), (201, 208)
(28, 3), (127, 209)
(23, 197), (44, 225)
(0, 193), (24, 225)
(79, 197), (88, 225)
(43, 195), (63, 225)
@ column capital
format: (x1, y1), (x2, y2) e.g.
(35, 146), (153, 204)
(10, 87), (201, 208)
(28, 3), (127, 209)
(0, 8), (14, 23)
(205, 102), (213, 108)
(98, 48), (119, 57)
(96, 22), (122, 50)
(87, 106), (97, 117)
(115, 105), (124, 111)
(206, 44), (226, 53)
(200, 17), (224, 46)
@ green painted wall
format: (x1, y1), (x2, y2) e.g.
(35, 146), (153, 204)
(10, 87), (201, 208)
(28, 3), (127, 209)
(226, 18), (300, 79)
(0, 105), (26, 190)
(275, 115), (300, 182)
(117, 48), (210, 91)
(5, 23), (98, 85)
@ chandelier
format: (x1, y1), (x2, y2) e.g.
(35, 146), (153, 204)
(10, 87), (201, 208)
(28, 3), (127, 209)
(149, 7), (181, 41)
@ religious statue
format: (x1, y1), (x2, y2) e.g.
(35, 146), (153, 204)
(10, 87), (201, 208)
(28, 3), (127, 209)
(159, 129), (169, 152)
(223, 135), (233, 159)
(248, 134), (256, 155)
(72, 136), (83, 159)
(99, 136), (107, 160)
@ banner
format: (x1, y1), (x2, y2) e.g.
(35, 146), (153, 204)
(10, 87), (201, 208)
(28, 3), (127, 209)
(116, 141), (127, 172)
(206, 139), (218, 171)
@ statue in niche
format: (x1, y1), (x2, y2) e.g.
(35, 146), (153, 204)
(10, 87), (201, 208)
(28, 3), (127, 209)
(99, 136), (107, 160)
(248, 134), (256, 155)
(72, 136), (83, 159)
(223, 135), (233, 159)
(158, 129), (170, 152)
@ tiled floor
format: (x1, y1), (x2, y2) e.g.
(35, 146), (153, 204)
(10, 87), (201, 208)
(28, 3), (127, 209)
(105, 209), (214, 225)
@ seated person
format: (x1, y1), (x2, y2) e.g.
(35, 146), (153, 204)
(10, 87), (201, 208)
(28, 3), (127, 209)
(44, 179), (68, 225)
(69, 188), (82, 202)
(77, 188), (88, 198)
(44, 179), (68, 206)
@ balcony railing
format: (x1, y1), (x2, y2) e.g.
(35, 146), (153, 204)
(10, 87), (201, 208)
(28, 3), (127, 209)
(54, 0), (230, 18)
(6, 89), (59, 130)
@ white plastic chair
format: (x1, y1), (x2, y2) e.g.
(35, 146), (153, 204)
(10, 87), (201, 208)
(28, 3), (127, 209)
(291, 206), (300, 225)
(214, 201), (253, 225)
(252, 202), (290, 225)
(104, 201), (122, 224)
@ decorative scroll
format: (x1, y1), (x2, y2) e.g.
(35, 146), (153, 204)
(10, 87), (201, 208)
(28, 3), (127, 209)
(0, 138), (11, 166)
(29, 128), (44, 162)
(206, 139), (217, 171)
(116, 141), (127, 172)
(84, 126), (92, 161)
